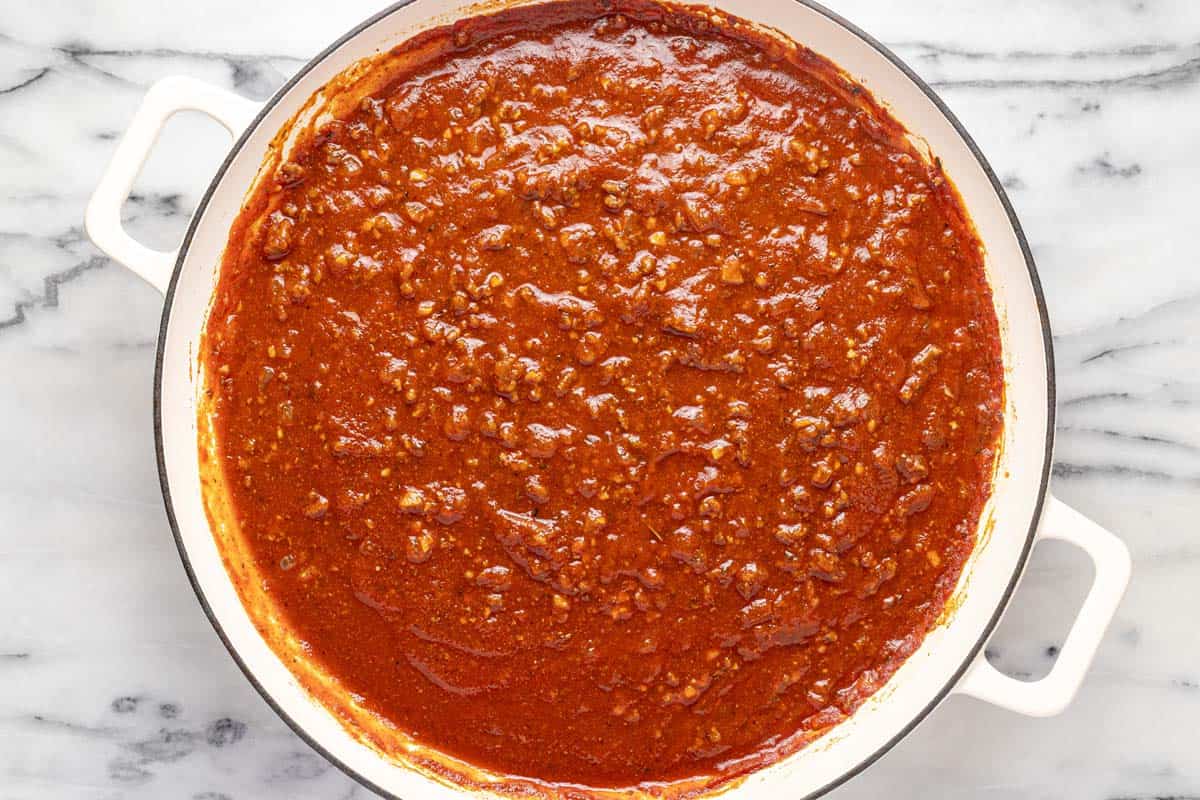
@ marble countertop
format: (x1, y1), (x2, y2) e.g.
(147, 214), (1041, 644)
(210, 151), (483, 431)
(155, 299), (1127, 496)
(2, 1), (1197, 798)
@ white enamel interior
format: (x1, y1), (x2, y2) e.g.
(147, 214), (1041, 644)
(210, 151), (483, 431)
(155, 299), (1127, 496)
(156, 1), (1052, 797)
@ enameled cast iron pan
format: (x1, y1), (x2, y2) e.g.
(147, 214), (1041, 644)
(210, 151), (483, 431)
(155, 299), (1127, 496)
(85, 1), (1131, 797)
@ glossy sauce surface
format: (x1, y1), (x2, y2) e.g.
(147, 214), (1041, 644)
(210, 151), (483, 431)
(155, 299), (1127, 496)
(203, 1), (1003, 788)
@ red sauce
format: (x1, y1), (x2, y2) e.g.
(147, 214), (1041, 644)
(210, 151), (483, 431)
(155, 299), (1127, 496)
(202, 0), (1003, 791)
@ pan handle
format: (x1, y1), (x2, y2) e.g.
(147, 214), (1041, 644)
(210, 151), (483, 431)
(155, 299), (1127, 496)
(954, 495), (1131, 716)
(84, 76), (260, 294)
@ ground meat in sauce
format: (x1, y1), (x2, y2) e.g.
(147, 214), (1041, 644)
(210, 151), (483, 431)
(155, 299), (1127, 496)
(202, 0), (1003, 789)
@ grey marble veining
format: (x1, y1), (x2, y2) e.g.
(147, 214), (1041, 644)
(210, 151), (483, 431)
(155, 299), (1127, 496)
(1, 1), (1196, 798)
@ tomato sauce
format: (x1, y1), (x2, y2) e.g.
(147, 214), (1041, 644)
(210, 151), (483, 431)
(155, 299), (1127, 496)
(202, 0), (1003, 790)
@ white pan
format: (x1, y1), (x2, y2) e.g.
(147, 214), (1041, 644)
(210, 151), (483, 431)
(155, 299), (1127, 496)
(84, 1), (1131, 797)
